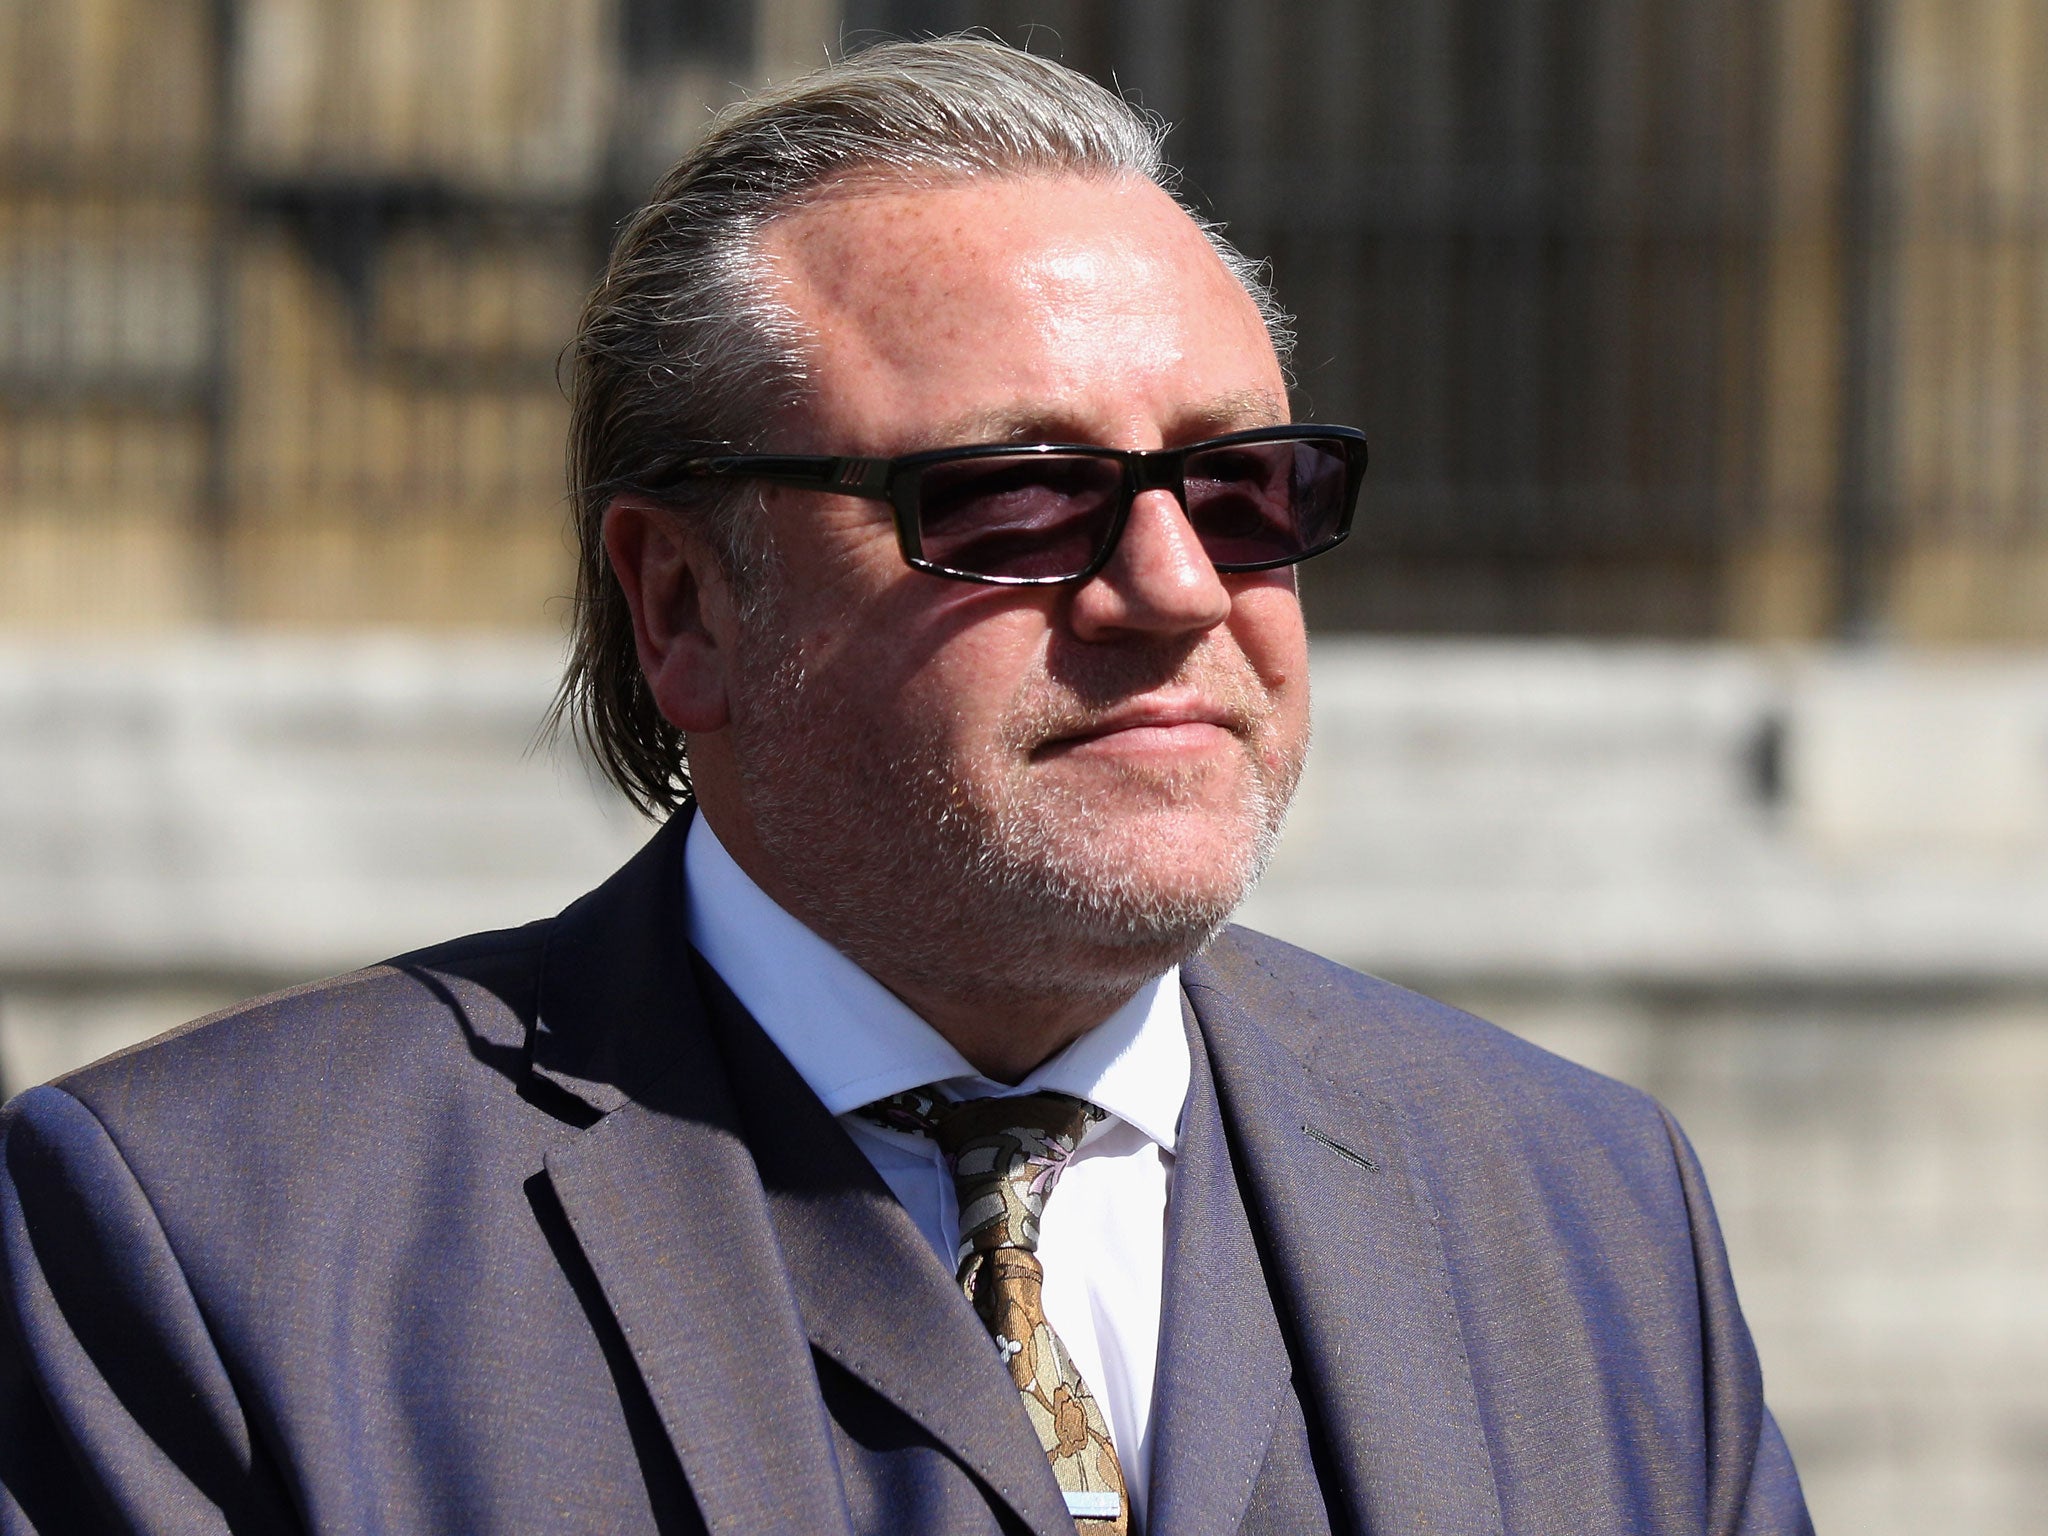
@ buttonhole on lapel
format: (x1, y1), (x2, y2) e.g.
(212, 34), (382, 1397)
(1303, 1125), (1379, 1172)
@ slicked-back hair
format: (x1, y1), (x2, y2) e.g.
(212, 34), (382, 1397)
(553, 35), (1293, 816)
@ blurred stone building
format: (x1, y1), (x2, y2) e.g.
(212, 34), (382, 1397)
(6, 0), (2048, 640)
(3, 4), (2047, 1534)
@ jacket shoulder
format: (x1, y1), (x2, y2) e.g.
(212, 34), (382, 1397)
(1197, 923), (1668, 1138)
(24, 920), (555, 1129)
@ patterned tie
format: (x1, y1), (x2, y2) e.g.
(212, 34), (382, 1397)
(860, 1087), (1130, 1533)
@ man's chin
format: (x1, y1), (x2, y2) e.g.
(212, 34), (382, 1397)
(1067, 904), (1234, 971)
(984, 891), (1232, 1000)
(983, 783), (1290, 945)
(992, 841), (1262, 958)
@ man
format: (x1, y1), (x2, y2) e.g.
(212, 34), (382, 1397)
(0, 38), (1809, 1536)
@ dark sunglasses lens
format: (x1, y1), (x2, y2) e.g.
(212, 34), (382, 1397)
(912, 454), (1123, 580)
(1184, 437), (1352, 568)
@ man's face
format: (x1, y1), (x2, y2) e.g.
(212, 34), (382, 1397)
(703, 172), (1310, 1006)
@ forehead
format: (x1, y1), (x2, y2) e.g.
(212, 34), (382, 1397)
(759, 173), (1287, 452)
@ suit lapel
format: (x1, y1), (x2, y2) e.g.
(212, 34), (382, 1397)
(1186, 941), (1506, 1536)
(544, 1100), (855, 1536)
(698, 961), (1076, 1536)
(526, 815), (1500, 1535)
(530, 817), (857, 1536)
(1144, 994), (1295, 1536)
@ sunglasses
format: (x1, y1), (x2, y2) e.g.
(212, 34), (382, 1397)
(651, 424), (1368, 586)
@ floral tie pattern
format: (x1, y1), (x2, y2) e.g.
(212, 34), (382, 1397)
(860, 1088), (1129, 1533)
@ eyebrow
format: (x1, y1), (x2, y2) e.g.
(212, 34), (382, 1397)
(906, 388), (1289, 453)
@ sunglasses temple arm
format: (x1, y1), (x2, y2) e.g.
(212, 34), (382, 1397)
(684, 455), (894, 498)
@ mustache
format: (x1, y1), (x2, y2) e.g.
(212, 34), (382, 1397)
(1005, 639), (1273, 750)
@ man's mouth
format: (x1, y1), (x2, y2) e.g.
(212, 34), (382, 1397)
(1032, 698), (1246, 759)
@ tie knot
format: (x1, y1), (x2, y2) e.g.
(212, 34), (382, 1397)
(858, 1088), (1101, 1258)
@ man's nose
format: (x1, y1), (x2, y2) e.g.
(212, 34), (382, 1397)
(1066, 487), (1233, 640)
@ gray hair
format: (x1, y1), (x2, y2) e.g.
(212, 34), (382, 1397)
(553, 34), (1293, 816)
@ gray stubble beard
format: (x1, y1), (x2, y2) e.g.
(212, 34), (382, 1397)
(724, 610), (1305, 1018)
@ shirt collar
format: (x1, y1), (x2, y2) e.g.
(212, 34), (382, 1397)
(683, 812), (1190, 1153)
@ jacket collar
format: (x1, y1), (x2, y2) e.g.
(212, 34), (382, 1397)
(529, 808), (1072, 1536)
(1184, 935), (1506, 1536)
(529, 811), (858, 1535)
(1143, 991), (1296, 1536)
(699, 957), (1080, 1536)
(526, 811), (695, 1117)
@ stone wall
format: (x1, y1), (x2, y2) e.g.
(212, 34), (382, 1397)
(3, 635), (2045, 1533)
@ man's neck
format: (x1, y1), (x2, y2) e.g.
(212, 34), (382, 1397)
(688, 796), (1155, 1081)
(870, 972), (1145, 1085)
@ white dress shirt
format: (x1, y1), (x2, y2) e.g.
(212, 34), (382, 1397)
(683, 815), (1190, 1526)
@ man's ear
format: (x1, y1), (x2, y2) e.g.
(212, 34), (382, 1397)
(602, 496), (739, 733)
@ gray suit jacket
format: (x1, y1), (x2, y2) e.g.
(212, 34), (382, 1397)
(0, 816), (1810, 1533)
